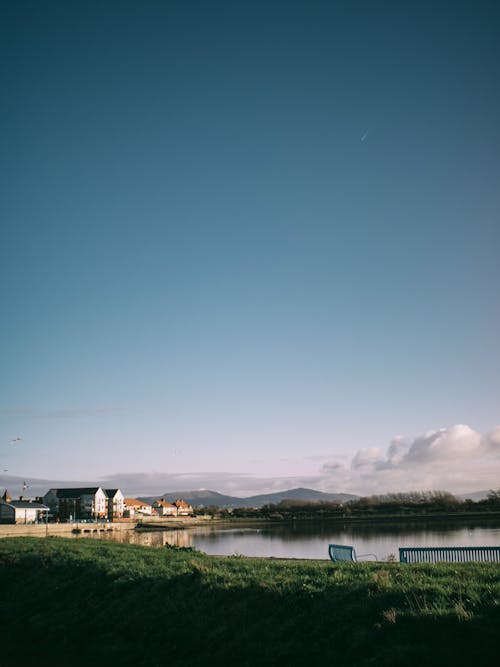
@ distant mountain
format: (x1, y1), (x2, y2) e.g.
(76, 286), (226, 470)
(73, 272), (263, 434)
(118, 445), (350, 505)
(139, 487), (358, 508)
(1, 472), (490, 507)
(139, 489), (240, 507)
(0, 475), (356, 507)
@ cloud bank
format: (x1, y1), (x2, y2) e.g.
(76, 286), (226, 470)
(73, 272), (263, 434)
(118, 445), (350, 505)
(320, 424), (500, 495)
(0, 471), (323, 500)
(1, 424), (498, 499)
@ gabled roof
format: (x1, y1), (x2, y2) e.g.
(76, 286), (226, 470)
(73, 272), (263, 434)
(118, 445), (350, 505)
(124, 498), (151, 507)
(104, 489), (121, 498)
(153, 499), (175, 507)
(5, 501), (49, 510)
(53, 488), (103, 499)
(174, 499), (192, 508)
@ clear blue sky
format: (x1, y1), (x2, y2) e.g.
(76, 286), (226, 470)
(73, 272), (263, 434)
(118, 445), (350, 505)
(1, 1), (499, 496)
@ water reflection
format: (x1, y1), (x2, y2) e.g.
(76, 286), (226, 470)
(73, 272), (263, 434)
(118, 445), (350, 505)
(73, 519), (500, 561)
(73, 527), (192, 548)
(182, 520), (500, 561)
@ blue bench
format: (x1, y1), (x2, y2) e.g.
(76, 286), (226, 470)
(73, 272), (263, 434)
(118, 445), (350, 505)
(399, 546), (500, 564)
(328, 544), (377, 562)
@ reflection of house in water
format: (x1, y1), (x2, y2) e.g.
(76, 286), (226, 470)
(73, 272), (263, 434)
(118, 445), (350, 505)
(164, 529), (192, 549)
(107, 528), (193, 548)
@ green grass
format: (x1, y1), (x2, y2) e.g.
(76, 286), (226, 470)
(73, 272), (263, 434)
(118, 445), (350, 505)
(0, 537), (499, 666)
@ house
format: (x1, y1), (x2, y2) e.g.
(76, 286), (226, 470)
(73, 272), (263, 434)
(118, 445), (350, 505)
(42, 487), (108, 521)
(173, 499), (194, 516)
(152, 499), (178, 516)
(105, 489), (125, 520)
(123, 498), (152, 518)
(152, 498), (194, 517)
(0, 491), (49, 524)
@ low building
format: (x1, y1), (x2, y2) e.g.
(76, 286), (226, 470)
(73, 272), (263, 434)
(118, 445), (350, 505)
(123, 498), (152, 518)
(173, 499), (194, 516)
(152, 499), (178, 516)
(0, 492), (49, 524)
(152, 498), (194, 517)
(42, 487), (108, 521)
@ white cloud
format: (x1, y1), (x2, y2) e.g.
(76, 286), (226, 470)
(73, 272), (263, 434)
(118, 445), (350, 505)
(321, 424), (500, 495)
(485, 426), (500, 451)
(351, 448), (384, 469)
(3, 424), (499, 499)
(404, 424), (481, 464)
(382, 437), (410, 467)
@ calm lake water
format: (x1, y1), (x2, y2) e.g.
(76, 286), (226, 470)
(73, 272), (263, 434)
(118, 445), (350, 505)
(87, 519), (500, 561)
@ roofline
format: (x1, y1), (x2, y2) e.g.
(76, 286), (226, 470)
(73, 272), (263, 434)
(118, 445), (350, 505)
(1, 502), (50, 510)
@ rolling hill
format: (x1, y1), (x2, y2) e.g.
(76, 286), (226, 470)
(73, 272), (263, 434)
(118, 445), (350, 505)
(139, 487), (357, 508)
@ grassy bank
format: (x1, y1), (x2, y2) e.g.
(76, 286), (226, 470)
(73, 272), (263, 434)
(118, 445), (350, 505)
(0, 538), (498, 667)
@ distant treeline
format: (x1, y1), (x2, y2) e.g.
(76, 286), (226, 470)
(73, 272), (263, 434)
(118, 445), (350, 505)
(196, 490), (500, 519)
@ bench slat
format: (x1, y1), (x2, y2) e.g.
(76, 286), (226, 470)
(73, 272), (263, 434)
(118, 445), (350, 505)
(399, 546), (500, 564)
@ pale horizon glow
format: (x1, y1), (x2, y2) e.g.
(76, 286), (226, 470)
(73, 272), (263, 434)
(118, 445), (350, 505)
(1, 423), (498, 499)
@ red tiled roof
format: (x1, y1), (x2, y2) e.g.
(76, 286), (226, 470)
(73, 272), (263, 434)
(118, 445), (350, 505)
(174, 499), (192, 508)
(154, 500), (175, 508)
(124, 498), (151, 507)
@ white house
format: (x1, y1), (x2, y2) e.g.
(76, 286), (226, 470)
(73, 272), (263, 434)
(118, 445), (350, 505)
(173, 499), (194, 516)
(0, 497), (49, 524)
(152, 499), (178, 516)
(123, 498), (152, 517)
(43, 487), (108, 520)
(105, 489), (125, 520)
(152, 498), (194, 517)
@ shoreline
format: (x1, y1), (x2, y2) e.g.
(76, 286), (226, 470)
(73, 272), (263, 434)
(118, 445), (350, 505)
(2, 510), (500, 538)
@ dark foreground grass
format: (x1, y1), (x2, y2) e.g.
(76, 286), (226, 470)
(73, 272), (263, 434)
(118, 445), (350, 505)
(0, 537), (498, 667)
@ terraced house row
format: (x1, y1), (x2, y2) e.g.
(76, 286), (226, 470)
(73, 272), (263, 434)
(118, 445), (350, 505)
(42, 487), (125, 521)
(0, 487), (194, 523)
(123, 497), (193, 517)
